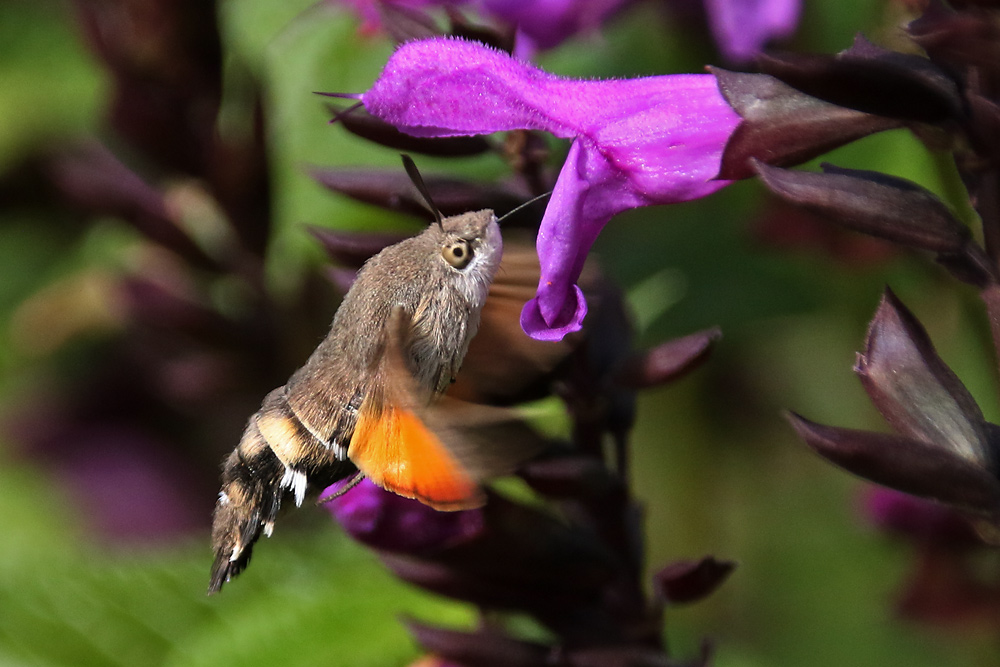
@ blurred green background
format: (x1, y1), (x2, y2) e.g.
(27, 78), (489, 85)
(0, 0), (997, 665)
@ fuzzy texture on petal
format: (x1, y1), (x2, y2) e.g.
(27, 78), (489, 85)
(705, 0), (800, 63)
(363, 38), (741, 339)
(363, 38), (570, 137)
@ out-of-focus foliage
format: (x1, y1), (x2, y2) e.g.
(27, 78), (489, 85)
(0, 0), (998, 665)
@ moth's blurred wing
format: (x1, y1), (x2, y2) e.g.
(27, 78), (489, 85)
(451, 241), (593, 403)
(349, 398), (483, 510)
(421, 396), (549, 483)
(347, 307), (543, 510)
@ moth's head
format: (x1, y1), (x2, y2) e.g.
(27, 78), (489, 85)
(436, 209), (502, 282)
(398, 155), (501, 293)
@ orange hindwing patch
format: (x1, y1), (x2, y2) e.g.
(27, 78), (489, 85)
(348, 403), (483, 510)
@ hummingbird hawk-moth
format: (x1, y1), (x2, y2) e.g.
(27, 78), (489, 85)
(208, 158), (506, 593)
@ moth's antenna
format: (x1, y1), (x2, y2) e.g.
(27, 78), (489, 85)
(401, 154), (444, 229)
(497, 191), (552, 225)
(317, 471), (366, 504)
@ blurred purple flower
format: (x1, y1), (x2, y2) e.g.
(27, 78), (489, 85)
(704, 0), (800, 62)
(62, 432), (209, 543)
(482, 0), (633, 54)
(324, 477), (484, 552)
(359, 37), (740, 340)
(334, 0), (630, 54)
(861, 487), (1000, 628)
(862, 486), (981, 547)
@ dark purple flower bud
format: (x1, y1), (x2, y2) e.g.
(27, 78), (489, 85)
(785, 288), (1000, 518)
(752, 161), (994, 285)
(908, 7), (1000, 78)
(308, 166), (527, 219)
(47, 143), (217, 270)
(652, 556), (736, 605)
(324, 478), (485, 553)
(712, 68), (901, 180)
(74, 0), (223, 175)
(518, 453), (621, 499)
(327, 103), (491, 156)
(375, 494), (617, 613)
(206, 98), (272, 258)
(756, 34), (965, 124)
(616, 328), (722, 389)
(704, 0), (800, 63)
(121, 277), (236, 343)
(308, 226), (403, 268)
(787, 413), (1000, 516)
(858, 289), (993, 467)
(405, 619), (550, 667)
(979, 285), (1000, 379)
(382, 549), (609, 614)
(968, 92), (1000, 162)
(360, 37), (741, 340)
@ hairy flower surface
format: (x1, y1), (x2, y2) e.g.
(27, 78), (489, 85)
(360, 37), (741, 340)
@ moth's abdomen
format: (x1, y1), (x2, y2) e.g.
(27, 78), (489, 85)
(209, 419), (283, 593)
(208, 388), (354, 594)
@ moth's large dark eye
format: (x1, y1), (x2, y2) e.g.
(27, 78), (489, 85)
(442, 239), (473, 269)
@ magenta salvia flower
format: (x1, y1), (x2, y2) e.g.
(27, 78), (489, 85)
(324, 477), (484, 552)
(704, 0), (801, 62)
(360, 37), (741, 340)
